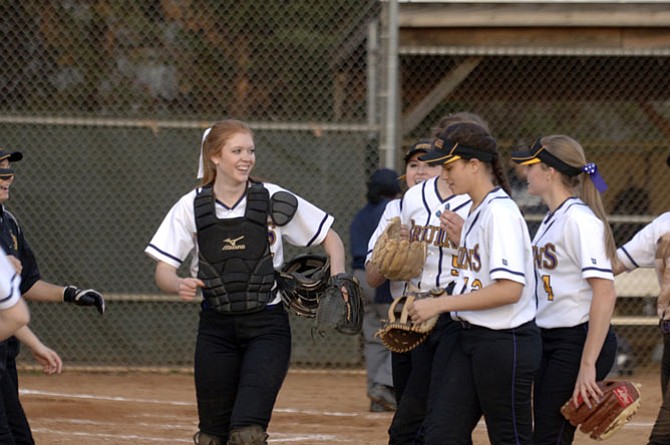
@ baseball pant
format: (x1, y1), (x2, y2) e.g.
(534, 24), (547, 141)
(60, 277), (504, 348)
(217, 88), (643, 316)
(194, 304), (291, 442)
(388, 315), (461, 445)
(391, 351), (411, 404)
(355, 269), (394, 396)
(422, 320), (541, 445)
(0, 338), (33, 445)
(533, 324), (617, 445)
(648, 327), (670, 445)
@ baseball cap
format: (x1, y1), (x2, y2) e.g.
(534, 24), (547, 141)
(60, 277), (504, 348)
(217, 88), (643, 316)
(0, 149), (22, 163)
(511, 138), (581, 177)
(404, 139), (433, 164)
(420, 136), (496, 166)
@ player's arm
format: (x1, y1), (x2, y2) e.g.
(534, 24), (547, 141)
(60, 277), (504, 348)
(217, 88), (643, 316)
(155, 261), (204, 301)
(572, 277), (616, 407)
(13, 325), (63, 375)
(320, 229), (346, 276)
(612, 255), (628, 276)
(23, 280), (105, 314)
(0, 298), (29, 342)
(365, 261), (386, 288)
(408, 279), (523, 323)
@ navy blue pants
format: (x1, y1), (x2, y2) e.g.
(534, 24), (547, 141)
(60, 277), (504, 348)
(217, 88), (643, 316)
(533, 323), (617, 445)
(0, 338), (33, 445)
(422, 320), (541, 445)
(649, 326), (670, 445)
(388, 315), (459, 445)
(194, 304), (291, 441)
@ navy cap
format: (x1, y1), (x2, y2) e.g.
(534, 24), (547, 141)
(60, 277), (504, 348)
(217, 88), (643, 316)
(0, 149), (22, 163)
(404, 139), (433, 164)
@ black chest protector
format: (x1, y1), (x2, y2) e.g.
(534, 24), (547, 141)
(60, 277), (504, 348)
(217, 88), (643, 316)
(195, 183), (275, 314)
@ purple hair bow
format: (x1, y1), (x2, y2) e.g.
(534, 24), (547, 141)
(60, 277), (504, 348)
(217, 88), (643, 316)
(582, 162), (608, 193)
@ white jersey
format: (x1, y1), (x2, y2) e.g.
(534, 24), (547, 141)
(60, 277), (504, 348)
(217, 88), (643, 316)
(400, 176), (472, 292)
(532, 197), (614, 329)
(0, 248), (21, 310)
(452, 187), (536, 330)
(145, 182), (334, 305)
(618, 212), (670, 270)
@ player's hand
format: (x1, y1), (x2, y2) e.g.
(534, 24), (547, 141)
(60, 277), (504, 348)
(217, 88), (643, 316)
(179, 277), (204, 301)
(63, 286), (106, 315)
(407, 297), (443, 324)
(572, 365), (601, 409)
(440, 211), (464, 245)
(30, 343), (63, 375)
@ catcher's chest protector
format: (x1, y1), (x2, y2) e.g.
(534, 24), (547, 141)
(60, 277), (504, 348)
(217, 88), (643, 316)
(195, 183), (275, 313)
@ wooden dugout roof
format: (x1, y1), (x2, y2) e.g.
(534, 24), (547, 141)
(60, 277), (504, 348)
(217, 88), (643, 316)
(393, 1), (670, 135)
(398, 1), (670, 55)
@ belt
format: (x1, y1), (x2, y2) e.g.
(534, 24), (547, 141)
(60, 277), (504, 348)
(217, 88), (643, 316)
(660, 320), (670, 335)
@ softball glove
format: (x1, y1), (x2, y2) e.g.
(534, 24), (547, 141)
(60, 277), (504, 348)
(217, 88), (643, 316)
(370, 217), (426, 281)
(560, 380), (641, 440)
(376, 288), (443, 353)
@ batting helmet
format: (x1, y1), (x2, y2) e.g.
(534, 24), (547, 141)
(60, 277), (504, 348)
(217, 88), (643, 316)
(276, 253), (330, 317)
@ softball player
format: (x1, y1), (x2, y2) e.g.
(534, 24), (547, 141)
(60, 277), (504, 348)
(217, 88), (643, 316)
(0, 148), (100, 445)
(615, 210), (670, 445)
(512, 135), (617, 445)
(409, 122), (540, 445)
(366, 137), (472, 444)
(145, 119), (348, 445)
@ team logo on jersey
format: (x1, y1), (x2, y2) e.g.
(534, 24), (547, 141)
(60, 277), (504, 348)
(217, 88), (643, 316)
(457, 244), (481, 272)
(408, 220), (455, 249)
(222, 236), (246, 251)
(533, 243), (557, 270)
(591, 258), (597, 264)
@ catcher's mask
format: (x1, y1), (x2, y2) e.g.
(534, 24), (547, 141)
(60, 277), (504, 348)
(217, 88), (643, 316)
(276, 254), (330, 317)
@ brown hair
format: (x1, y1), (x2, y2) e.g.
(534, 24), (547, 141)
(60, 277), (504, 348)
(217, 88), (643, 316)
(540, 135), (616, 261)
(440, 122), (512, 195)
(432, 111), (490, 137)
(200, 119), (254, 186)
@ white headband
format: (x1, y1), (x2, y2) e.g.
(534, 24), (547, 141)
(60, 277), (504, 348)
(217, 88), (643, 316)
(197, 127), (212, 179)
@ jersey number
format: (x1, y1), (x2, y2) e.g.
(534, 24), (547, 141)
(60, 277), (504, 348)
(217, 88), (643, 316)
(541, 275), (555, 301)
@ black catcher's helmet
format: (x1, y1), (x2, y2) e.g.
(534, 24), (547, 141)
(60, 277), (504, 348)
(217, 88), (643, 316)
(276, 254), (330, 317)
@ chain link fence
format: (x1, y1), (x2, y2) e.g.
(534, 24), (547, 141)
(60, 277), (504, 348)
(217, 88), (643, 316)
(1, 1), (667, 374)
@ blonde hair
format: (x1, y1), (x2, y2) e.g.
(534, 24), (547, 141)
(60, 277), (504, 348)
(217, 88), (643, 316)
(540, 135), (616, 261)
(200, 119), (254, 186)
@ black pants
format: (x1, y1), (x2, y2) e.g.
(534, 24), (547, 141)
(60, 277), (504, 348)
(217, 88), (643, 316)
(422, 320), (541, 445)
(194, 304), (291, 442)
(533, 323), (617, 445)
(391, 350), (411, 404)
(649, 327), (670, 445)
(388, 315), (459, 445)
(0, 338), (33, 445)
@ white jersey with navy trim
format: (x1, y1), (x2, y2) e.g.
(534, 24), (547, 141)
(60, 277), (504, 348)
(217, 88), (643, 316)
(617, 212), (670, 270)
(400, 176), (472, 292)
(452, 187), (535, 330)
(532, 197), (614, 329)
(0, 247), (21, 310)
(145, 182), (334, 305)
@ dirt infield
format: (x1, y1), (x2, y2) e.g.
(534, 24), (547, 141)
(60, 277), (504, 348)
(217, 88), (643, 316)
(20, 369), (661, 444)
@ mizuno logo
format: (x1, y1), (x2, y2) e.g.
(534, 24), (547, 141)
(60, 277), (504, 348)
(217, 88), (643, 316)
(222, 236), (246, 251)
